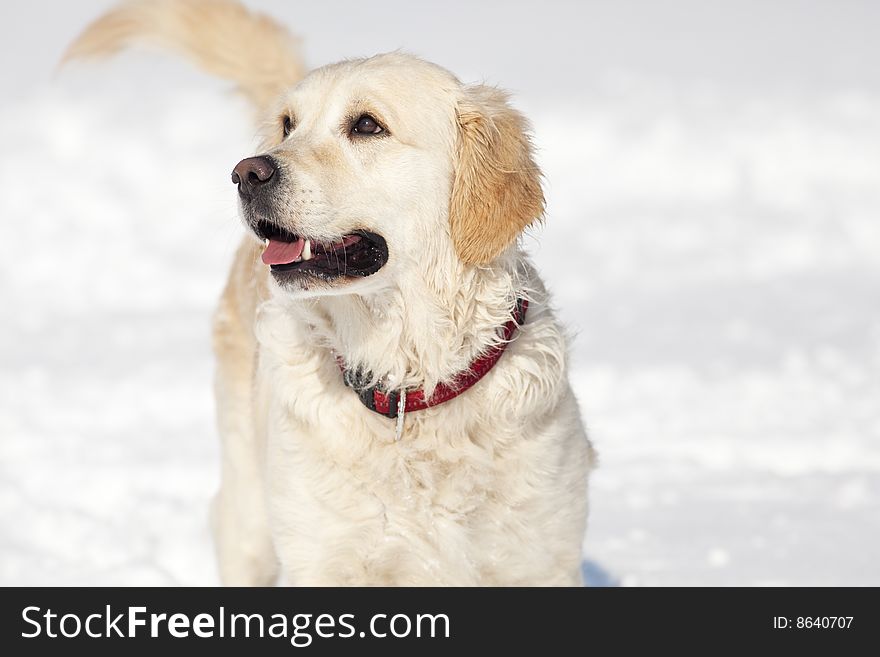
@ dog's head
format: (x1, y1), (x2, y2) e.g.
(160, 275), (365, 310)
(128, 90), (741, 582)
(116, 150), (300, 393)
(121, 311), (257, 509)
(233, 53), (544, 297)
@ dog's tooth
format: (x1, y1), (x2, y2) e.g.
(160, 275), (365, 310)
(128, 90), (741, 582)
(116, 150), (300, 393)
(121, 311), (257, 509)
(302, 239), (312, 261)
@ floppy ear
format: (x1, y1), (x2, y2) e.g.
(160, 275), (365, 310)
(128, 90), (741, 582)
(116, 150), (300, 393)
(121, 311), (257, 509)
(449, 85), (545, 265)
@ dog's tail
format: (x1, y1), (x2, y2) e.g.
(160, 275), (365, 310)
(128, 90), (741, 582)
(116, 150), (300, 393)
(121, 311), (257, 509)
(62, 0), (303, 113)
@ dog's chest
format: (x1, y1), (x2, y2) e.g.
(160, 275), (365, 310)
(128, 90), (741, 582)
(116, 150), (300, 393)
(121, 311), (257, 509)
(255, 322), (519, 583)
(263, 347), (500, 511)
(250, 298), (591, 585)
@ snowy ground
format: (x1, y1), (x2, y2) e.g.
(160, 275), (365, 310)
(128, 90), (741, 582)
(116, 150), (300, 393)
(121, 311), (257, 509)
(2, 2), (879, 586)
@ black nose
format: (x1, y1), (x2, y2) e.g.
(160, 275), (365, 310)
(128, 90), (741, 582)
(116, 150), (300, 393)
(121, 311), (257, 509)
(231, 156), (276, 197)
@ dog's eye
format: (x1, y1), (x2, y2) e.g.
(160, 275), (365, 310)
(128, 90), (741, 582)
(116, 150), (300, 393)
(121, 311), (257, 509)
(352, 115), (383, 136)
(282, 115), (293, 137)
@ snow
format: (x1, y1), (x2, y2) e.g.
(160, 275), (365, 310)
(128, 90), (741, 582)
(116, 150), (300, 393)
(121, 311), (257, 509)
(2, 3), (880, 586)
(539, 88), (880, 586)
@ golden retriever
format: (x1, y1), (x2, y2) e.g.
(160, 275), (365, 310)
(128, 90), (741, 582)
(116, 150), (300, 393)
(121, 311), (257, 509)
(66, 0), (595, 586)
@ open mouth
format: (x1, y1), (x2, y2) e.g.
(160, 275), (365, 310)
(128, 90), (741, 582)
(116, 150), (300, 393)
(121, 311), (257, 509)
(254, 219), (388, 280)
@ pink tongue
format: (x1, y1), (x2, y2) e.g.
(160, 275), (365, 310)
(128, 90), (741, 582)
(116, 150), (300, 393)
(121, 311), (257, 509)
(262, 238), (305, 265)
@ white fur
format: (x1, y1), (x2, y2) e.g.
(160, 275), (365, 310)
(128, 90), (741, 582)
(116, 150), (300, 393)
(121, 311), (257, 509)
(209, 53), (596, 586)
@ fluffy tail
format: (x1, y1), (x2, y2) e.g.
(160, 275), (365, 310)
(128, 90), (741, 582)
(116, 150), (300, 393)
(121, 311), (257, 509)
(62, 0), (304, 113)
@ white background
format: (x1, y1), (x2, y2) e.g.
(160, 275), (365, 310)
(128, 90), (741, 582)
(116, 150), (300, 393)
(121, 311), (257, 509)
(1, 0), (878, 585)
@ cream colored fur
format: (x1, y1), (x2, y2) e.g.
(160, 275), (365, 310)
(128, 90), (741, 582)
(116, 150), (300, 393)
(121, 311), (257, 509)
(67, 0), (596, 586)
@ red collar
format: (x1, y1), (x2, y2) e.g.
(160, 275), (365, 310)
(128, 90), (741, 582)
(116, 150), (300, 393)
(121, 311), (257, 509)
(338, 298), (528, 419)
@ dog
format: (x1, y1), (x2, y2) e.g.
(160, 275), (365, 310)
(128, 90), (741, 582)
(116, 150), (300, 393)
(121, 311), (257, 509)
(66, 0), (596, 586)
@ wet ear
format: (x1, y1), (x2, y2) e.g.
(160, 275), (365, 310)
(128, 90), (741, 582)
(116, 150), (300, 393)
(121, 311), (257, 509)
(449, 85), (544, 264)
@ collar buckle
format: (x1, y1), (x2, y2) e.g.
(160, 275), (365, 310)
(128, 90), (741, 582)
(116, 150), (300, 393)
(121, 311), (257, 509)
(342, 367), (400, 419)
